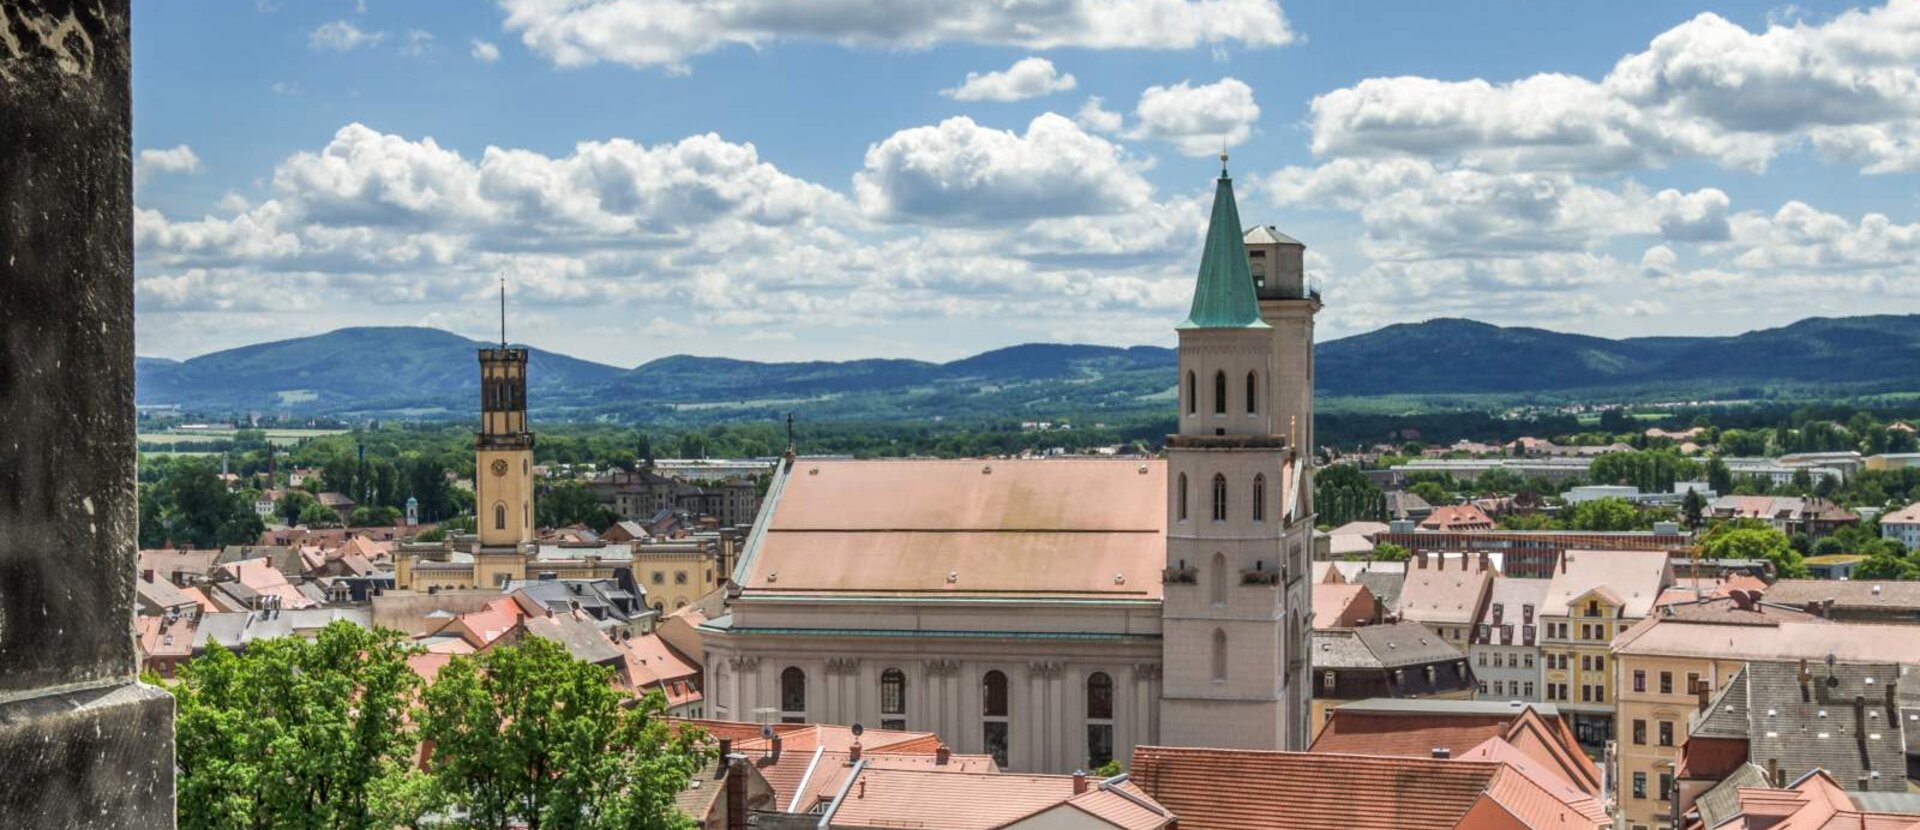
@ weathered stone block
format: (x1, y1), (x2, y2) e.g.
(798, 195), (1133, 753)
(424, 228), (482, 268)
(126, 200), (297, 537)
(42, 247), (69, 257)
(0, 683), (176, 827)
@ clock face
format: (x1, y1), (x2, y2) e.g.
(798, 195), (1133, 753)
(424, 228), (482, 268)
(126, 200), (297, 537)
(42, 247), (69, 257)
(491, 459), (509, 476)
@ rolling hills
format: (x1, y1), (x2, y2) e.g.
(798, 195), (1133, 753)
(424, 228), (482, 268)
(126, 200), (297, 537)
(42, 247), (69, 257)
(135, 314), (1920, 421)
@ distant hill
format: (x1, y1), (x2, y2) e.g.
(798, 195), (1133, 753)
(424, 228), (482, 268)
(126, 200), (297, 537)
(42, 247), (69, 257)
(135, 315), (1920, 419)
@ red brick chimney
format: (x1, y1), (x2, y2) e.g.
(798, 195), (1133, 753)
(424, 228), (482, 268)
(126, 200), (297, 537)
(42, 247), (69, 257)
(1073, 770), (1089, 794)
(849, 740), (862, 762)
(935, 744), (950, 765)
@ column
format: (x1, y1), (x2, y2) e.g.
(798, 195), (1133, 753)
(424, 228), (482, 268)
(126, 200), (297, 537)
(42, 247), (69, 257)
(1, 2), (175, 824)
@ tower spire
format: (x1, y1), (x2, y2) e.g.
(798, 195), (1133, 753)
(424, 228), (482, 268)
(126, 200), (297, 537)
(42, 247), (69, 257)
(498, 276), (508, 348)
(1179, 161), (1267, 330)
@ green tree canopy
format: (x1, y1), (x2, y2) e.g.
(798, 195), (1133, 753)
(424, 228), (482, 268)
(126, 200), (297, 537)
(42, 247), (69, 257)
(140, 458), (266, 548)
(1563, 497), (1641, 532)
(1699, 520), (1809, 578)
(1314, 464), (1387, 527)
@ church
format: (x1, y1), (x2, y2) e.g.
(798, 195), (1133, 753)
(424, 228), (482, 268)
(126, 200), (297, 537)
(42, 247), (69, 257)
(699, 157), (1321, 773)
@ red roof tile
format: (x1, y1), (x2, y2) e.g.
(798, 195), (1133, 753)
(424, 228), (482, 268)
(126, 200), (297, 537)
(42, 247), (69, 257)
(1131, 746), (1500, 830)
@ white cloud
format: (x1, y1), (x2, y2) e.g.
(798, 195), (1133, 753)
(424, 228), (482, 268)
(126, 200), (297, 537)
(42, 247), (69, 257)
(471, 39), (502, 62)
(135, 145), (202, 182)
(497, 0), (1293, 72)
(1075, 96), (1124, 133)
(942, 57), (1077, 102)
(854, 114), (1154, 225)
(1126, 77), (1259, 156)
(1306, 0), (1920, 174)
(309, 20), (385, 52)
(400, 30), (435, 57)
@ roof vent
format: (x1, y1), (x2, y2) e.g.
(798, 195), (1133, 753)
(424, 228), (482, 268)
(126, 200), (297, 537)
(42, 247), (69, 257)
(767, 571), (778, 583)
(1114, 573), (1126, 585)
(1138, 465), (1149, 474)
(809, 468), (819, 475)
(947, 570), (959, 584)
(982, 465), (993, 475)
(1874, 584), (1883, 594)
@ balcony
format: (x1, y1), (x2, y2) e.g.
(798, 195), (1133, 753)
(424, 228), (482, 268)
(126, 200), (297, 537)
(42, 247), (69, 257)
(1162, 566), (1199, 584)
(1241, 568), (1281, 586)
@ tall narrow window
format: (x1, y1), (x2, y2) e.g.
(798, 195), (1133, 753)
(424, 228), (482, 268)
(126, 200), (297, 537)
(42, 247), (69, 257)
(1211, 474), (1227, 521)
(982, 670), (1010, 767)
(1209, 553), (1228, 606)
(1252, 474), (1267, 522)
(493, 502), (507, 530)
(780, 667), (807, 723)
(1177, 473), (1189, 521)
(1213, 370), (1227, 414)
(880, 668), (907, 731)
(1185, 371), (1197, 415)
(1211, 629), (1228, 682)
(1246, 371), (1258, 414)
(1086, 672), (1115, 769)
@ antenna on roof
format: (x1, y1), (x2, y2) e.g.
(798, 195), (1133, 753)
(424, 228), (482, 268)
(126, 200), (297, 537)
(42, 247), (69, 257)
(498, 276), (508, 349)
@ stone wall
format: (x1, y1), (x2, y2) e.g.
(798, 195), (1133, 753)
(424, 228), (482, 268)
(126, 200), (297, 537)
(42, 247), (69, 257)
(0, 0), (175, 825)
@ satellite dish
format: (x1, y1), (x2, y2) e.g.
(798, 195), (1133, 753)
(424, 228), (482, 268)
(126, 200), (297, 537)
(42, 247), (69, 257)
(760, 724), (775, 739)
(851, 723), (864, 737)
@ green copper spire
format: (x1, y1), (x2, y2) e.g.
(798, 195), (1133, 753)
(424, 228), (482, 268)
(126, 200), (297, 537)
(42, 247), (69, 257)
(1178, 154), (1269, 330)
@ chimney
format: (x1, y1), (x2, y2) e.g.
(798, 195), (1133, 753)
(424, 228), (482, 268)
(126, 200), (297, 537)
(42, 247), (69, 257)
(718, 738), (733, 759)
(1767, 758), (1781, 787)
(1698, 684), (1712, 713)
(1822, 598), (1835, 619)
(1417, 551), (1429, 569)
(935, 744), (951, 766)
(1560, 552), (1568, 574)
(725, 753), (748, 830)
(1073, 770), (1089, 795)
(770, 733), (783, 762)
(1431, 747), (1451, 760)
(848, 740), (862, 762)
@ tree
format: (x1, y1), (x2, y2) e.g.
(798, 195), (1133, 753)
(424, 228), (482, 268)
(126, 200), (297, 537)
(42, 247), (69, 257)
(1408, 480), (1450, 506)
(348, 504), (403, 527)
(537, 480), (620, 531)
(1598, 408), (1635, 434)
(299, 501), (343, 528)
(171, 622), (429, 830)
(1564, 497), (1640, 532)
(1705, 456), (1733, 495)
(143, 458), (266, 548)
(1314, 465), (1387, 527)
(1855, 551), (1920, 581)
(418, 637), (706, 830)
(1680, 488), (1707, 530)
(276, 489), (319, 527)
(1698, 521), (1809, 578)
(1359, 542), (1411, 562)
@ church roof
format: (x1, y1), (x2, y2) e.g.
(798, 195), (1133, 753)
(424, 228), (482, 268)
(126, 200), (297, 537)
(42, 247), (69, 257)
(732, 459), (1169, 602)
(1179, 163), (1268, 331)
(1244, 225), (1303, 246)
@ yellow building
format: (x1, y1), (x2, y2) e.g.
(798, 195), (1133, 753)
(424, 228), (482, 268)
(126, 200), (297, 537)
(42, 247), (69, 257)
(476, 344), (535, 548)
(1538, 549), (1672, 749)
(1609, 597), (1920, 830)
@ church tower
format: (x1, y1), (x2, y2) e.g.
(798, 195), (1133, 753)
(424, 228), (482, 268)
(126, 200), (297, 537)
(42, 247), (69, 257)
(1159, 156), (1313, 751)
(1245, 224), (1318, 515)
(476, 284), (535, 549)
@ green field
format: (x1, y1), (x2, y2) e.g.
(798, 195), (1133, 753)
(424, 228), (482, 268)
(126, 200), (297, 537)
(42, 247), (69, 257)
(137, 427), (346, 447)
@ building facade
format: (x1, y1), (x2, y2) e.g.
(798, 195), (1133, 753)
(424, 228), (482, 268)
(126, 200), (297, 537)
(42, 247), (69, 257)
(1470, 577), (1548, 703)
(700, 162), (1316, 772)
(1539, 549), (1673, 748)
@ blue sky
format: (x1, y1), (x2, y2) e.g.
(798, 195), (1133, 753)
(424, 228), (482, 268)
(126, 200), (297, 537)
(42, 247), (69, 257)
(133, 0), (1920, 366)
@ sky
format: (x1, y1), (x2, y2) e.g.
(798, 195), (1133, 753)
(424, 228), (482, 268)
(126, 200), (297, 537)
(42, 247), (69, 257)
(133, 0), (1920, 367)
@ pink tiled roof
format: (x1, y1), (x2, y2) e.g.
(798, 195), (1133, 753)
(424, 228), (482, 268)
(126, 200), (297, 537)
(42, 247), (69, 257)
(218, 559), (317, 609)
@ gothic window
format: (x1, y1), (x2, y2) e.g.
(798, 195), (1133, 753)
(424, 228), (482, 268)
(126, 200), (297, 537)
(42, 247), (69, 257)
(1252, 474), (1266, 522)
(1086, 672), (1115, 769)
(1177, 473), (1189, 521)
(1213, 371), (1228, 414)
(1211, 474), (1227, 521)
(1209, 553), (1228, 606)
(982, 670), (1010, 767)
(780, 667), (806, 722)
(1211, 629), (1228, 682)
(1246, 371), (1258, 414)
(1186, 371), (1197, 415)
(880, 669), (906, 728)
(493, 502), (507, 530)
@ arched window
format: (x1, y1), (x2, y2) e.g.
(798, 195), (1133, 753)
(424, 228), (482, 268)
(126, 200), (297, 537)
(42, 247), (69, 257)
(1246, 371), (1258, 414)
(1211, 629), (1228, 682)
(880, 668), (907, 730)
(1211, 474), (1228, 521)
(1213, 370), (1227, 414)
(1086, 672), (1115, 769)
(493, 502), (507, 530)
(1185, 371), (1197, 415)
(982, 670), (1010, 767)
(1209, 552), (1228, 606)
(780, 667), (807, 722)
(1176, 473), (1189, 522)
(1252, 474), (1267, 522)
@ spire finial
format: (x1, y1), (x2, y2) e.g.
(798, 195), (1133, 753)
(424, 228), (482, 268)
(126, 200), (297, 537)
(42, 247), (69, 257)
(1219, 149), (1229, 177)
(498, 276), (507, 349)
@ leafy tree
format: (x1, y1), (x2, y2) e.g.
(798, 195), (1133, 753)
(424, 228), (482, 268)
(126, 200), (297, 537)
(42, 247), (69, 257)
(1473, 467), (1526, 495)
(276, 489), (318, 527)
(1598, 408), (1635, 434)
(1314, 465), (1387, 527)
(171, 622), (429, 830)
(1408, 480), (1450, 506)
(299, 501), (343, 528)
(1718, 430), (1768, 457)
(1499, 511), (1562, 531)
(143, 458), (266, 548)
(418, 637), (705, 830)
(537, 480), (620, 531)
(1564, 497), (1640, 532)
(348, 504), (403, 527)
(1364, 542), (1411, 562)
(1680, 487), (1707, 530)
(1588, 449), (1699, 493)
(1698, 520), (1808, 578)
(413, 526), (448, 543)
(1855, 551), (1920, 581)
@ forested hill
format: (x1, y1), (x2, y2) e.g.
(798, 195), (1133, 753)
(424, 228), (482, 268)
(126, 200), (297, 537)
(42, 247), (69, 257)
(136, 315), (1920, 420)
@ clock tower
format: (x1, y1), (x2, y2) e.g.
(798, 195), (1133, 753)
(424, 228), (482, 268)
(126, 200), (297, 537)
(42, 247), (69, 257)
(477, 287), (535, 548)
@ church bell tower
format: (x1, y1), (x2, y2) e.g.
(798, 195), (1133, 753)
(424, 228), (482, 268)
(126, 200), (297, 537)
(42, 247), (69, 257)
(476, 281), (534, 548)
(1159, 156), (1312, 751)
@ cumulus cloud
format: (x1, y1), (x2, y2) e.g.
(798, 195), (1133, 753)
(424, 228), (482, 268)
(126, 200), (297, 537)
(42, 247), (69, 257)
(471, 39), (502, 62)
(309, 20), (385, 52)
(136, 145), (202, 182)
(136, 122), (1217, 359)
(942, 57), (1076, 102)
(400, 30), (435, 57)
(497, 0), (1294, 72)
(854, 114), (1154, 225)
(1126, 78), (1259, 156)
(1307, 0), (1920, 174)
(1075, 96), (1124, 133)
